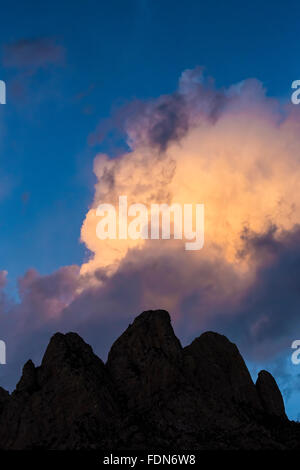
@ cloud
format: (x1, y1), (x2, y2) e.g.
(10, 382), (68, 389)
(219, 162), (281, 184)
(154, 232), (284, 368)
(215, 225), (300, 359)
(0, 270), (7, 289)
(3, 38), (65, 70)
(81, 69), (300, 281)
(1, 37), (65, 105)
(78, 68), (300, 365)
(2, 68), (300, 411)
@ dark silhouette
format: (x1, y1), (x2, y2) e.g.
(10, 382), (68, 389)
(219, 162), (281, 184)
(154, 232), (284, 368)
(0, 310), (299, 450)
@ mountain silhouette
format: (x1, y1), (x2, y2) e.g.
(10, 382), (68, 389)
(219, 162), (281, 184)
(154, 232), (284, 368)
(0, 309), (299, 450)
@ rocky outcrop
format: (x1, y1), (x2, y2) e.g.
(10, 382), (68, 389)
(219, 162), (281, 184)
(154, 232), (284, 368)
(0, 310), (297, 450)
(107, 309), (183, 410)
(0, 332), (120, 449)
(0, 386), (9, 414)
(183, 331), (262, 411)
(256, 370), (287, 419)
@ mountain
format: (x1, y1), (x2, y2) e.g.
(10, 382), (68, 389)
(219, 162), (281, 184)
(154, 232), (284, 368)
(0, 309), (299, 450)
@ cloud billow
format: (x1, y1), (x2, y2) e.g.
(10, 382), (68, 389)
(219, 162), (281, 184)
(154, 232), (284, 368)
(1, 68), (300, 411)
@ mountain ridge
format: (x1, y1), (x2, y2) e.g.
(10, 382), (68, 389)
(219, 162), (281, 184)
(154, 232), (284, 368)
(0, 309), (298, 450)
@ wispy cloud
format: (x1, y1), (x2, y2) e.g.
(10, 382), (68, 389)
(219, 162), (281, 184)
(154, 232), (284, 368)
(2, 38), (65, 70)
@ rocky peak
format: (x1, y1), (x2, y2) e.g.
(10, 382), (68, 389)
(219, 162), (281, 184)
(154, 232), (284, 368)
(15, 359), (37, 394)
(256, 370), (287, 419)
(183, 331), (262, 411)
(41, 332), (98, 371)
(0, 309), (294, 450)
(106, 310), (183, 409)
(0, 332), (120, 449)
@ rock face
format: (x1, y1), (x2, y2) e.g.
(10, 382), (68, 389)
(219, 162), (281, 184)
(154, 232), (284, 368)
(183, 331), (262, 412)
(0, 386), (9, 414)
(0, 333), (120, 449)
(256, 370), (287, 419)
(0, 310), (298, 450)
(107, 310), (183, 410)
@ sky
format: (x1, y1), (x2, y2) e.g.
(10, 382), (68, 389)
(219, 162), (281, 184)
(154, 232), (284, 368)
(1, 0), (300, 419)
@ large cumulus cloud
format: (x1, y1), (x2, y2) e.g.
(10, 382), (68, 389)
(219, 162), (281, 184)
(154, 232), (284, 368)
(1, 69), (300, 419)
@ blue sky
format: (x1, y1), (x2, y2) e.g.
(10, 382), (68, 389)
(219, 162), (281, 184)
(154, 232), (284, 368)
(1, 0), (300, 419)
